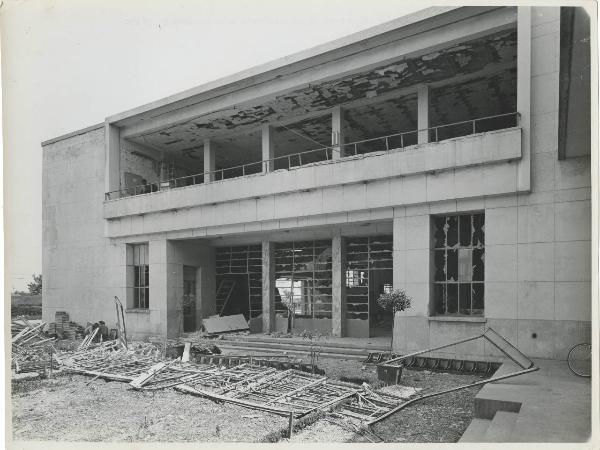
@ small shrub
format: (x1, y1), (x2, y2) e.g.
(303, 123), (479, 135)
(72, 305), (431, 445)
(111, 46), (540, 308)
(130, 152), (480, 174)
(376, 289), (412, 314)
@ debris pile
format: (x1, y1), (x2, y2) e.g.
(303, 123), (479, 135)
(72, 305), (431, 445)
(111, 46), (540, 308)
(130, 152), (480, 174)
(11, 318), (58, 373)
(57, 338), (407, 423)
(62, 340), (162, 381)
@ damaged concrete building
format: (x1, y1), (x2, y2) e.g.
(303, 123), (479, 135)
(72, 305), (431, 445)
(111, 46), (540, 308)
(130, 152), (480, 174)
(42, 6), (591, 360)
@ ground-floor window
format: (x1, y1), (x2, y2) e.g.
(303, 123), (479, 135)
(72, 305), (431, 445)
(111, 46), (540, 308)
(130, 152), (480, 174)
(128, 243), (149, 309)
(274, 240), (332, 319)
(432, 213), (484, 316)
(345, 235), (393, 323)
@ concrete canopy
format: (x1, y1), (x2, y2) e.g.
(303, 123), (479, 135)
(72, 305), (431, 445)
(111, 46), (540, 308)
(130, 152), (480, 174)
(124, 28), (517, 168)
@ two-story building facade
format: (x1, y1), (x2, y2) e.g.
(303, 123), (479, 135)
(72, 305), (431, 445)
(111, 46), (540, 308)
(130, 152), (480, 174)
(42, 6), (592, 360)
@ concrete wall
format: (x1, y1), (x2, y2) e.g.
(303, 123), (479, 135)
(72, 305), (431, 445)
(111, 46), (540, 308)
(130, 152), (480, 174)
(125, 239), (216, 340)
(120, 139), (161, 187)
(392, 8), (591, 360)
(42, 127), (122, 328)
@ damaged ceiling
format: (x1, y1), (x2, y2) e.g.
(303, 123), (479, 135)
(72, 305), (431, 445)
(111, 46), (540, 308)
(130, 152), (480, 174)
(127, 28), (517, 168)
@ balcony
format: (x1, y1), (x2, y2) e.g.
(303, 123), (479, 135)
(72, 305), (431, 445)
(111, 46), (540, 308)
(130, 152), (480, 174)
(106, 112), (519, 201)
(104, 113), (522, 221)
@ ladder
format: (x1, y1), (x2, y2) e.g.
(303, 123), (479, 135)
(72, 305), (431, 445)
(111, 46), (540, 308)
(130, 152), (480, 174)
(216, 279), (236, 315)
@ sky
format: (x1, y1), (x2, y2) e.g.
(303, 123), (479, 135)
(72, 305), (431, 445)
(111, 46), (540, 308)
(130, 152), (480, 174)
(1, 0), (426, 291)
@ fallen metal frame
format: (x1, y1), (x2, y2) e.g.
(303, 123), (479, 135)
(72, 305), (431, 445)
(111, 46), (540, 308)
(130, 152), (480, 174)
(62, 343), (407, 421)
(366, 327), (538, 427)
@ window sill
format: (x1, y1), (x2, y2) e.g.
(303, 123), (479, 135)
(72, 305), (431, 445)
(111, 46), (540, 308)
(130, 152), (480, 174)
(125, 309), (150, 314)
(428, 316), (486, 323)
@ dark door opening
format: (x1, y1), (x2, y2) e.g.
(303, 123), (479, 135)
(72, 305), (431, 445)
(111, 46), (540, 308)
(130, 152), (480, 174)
(216, 274), (250, 320)
(183, 266), (196, 332)
(369, 268), (394, 337)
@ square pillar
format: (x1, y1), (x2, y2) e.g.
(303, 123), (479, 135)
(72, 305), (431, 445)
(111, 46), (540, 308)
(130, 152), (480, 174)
(417, 85), (429, 144)
(148, 239), (170, 337)
(516, 6), (532, 191)
(204, 139), (215, 182)
(105, 122), (120, 196)
(331, 106), (345, 159)
(332, 232), (347, 337)
(262, 240), (275, 332)
(262, 124), (274, 172)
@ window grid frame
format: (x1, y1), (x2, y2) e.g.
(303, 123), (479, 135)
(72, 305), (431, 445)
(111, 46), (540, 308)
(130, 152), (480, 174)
(432, 213), (485, 317)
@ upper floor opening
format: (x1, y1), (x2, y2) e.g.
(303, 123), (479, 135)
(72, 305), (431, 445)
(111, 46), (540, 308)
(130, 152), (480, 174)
(105, 7), (520, 200)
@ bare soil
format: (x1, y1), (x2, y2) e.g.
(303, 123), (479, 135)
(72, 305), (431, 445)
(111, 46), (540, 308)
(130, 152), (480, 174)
(12, 373), (287, 442)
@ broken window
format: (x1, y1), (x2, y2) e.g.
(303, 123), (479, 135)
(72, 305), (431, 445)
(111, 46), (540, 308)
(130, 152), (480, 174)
(129, 243), (149, 309)
(433, 213), (484, 316)
(345, 235), (393, 322)
(275, 240), (333, 319)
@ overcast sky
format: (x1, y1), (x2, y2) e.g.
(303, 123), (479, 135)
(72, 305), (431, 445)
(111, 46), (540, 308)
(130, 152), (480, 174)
(1, 0), (425, 291)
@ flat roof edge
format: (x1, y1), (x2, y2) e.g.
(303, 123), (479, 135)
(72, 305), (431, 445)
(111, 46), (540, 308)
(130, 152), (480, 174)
(107, 6), (464, 124)
(41, 122), (105, 147)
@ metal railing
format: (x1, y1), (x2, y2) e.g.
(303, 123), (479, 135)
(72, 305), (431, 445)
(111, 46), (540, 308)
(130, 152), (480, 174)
(105, 111), (519, 201)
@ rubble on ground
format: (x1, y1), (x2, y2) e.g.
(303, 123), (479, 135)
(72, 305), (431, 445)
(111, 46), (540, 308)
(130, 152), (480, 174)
(11, 318), (59, 374)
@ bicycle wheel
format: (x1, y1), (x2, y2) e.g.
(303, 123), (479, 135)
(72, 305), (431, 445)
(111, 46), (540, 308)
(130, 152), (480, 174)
(568, 343), (591, 377)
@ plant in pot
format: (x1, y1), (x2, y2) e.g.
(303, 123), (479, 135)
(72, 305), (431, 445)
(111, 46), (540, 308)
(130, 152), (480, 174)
(376, 288), (412, 355)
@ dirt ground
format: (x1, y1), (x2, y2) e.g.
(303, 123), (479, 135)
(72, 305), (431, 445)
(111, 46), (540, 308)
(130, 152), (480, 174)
(12, 373), (287, 442)
(11, 357), (486, 443)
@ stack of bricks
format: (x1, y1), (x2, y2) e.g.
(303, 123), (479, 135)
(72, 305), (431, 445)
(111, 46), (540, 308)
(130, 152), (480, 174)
(55, 311), (73, 339)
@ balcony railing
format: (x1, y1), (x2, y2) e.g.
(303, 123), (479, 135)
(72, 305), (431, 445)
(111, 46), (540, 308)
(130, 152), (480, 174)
(105, 112), (519, 201)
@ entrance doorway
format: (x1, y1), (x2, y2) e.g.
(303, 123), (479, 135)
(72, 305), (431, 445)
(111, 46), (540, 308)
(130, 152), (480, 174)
(345, 235), (393, 338)
(216, 274), (250, 318)
(183, 266), (196, 332)
(215, 245), (263, 332)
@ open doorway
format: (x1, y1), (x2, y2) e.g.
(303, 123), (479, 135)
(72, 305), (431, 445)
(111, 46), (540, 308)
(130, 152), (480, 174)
(345, 235), (393, 338)
(215, 245), (263, 332)
(369, 269), (394, 337)
(216, 274), (250, 319)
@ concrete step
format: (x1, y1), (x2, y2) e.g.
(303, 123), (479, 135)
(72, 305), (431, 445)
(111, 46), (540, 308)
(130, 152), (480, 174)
(459, 418), (492, 442)
(474, 383), (523, 419)
(482, 411), (518, 442)
(217, 335), (390, 352)
(216, 338), (384, 356)
(217, 343), (367, 361)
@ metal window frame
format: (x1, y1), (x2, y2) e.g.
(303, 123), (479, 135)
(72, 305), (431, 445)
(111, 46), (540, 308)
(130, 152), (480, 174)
(432, 213), (484, 316)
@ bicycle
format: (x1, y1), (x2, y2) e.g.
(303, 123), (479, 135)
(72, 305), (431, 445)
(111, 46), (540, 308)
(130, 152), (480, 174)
(567, 343), (591, 377)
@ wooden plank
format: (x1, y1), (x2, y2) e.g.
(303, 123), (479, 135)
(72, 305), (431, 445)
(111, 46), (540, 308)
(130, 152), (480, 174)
(182, 342), (191, 363)
(202, 314), (249, 334)
(129, 360), (173, 388)
(175, 384), (295, 416)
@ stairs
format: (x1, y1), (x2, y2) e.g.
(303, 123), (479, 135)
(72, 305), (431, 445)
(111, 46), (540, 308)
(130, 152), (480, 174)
(459, 411), (519, 442)
(215, 335), (389, 360)
(215, 279), (236, 315)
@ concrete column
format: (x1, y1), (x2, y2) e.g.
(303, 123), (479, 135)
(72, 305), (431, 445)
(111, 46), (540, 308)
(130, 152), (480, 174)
(331, 232), (347, 337)
(148, 239), (170, 337)
(105, 122), (120, 196)
(203, 139), (215, 182)
(262, 124), (274, 172)
(516, 6), (532, 192)
(262, 240), (276, 333)
(195, 246), (216, 324)
(417, 85), (429, 144)
(331, 106), (345, 159)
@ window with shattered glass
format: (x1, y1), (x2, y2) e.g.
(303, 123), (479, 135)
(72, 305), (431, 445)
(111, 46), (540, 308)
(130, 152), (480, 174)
(433, 213), (484, 316)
